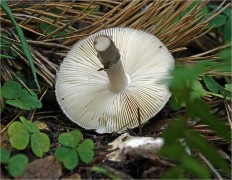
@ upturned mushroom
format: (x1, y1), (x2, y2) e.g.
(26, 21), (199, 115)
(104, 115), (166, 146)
(55, 27), (174, 133)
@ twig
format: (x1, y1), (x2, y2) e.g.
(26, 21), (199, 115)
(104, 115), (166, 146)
(27, 40), (71, 50)
(198, 153), (223, 180)
(190, 44), (230, 58)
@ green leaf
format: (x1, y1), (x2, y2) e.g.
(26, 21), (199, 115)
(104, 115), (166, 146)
(91, 166), (119, 180)
(8, 154), (28, 177)
(224, 17), (231, 43)
(1, 81), (22, 99)
(58, 132), (78, 148)
(222, 7), (231, 16)
(161, 118), (186, 144)
(8, 89), (42, 110)
(179, 0), (201, 18)
(161, 166), (184, 179)
(39, 22), (69, 38)
(225, 84), (232, 92)
(207, 14), (227, 29)
(70, 130), (82, 145)
(54, 147), (78, 170)
(1, 81), (42, 110)
(19, 90), (42, 109)
(168, 96), (183, 111)
(201, 6), (209, 15)
(190, 80), (208, 100)
(31, 133), (50, 157)
(158, 142), (187, 161)
(0, 0), (40, 91)
(0, 148), (10, 164)
(8, 121), (30, 150)
(168, 62), (208, 103)
(203, 75), (219, 93)
(0, 54), (14, 59)
(39, 23), (55, 35)
(185, 131), (229, 172)
(58, 130), (82, 148)
(20, 116), (40, 134)
(77, 139), (94, 164)
(181, 155), (210, 179)
(77, 148), (94, 164)
(169, 63), (207, 89)
(219, 48), (231, 61)
(78, 139), (94, 149)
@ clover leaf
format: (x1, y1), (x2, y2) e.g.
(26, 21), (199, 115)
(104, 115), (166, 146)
(8, 121), (30, 150)
(54, 146), (78, 170)
(31, 133), (50, 157)
(190, 80), (208, 101)
(8, 154), (28, 177)
(58, 130), (82, 148)
(0, 80), (42, 110)
(8, 116), (50, 157)
(0, 148), (28, 177)
(55, 130), (94, 170)
(20, 116), (40, 134)
(77, 139), (94, 164)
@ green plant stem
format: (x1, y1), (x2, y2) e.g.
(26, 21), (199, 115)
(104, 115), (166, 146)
(207, 91), (230, 99)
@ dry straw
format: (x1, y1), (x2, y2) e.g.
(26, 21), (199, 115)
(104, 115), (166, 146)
(0, 0), (229, 87)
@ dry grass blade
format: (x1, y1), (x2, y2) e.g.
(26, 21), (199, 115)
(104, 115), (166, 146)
(1, 1), (210, 46)
(176, 44), (230, 61)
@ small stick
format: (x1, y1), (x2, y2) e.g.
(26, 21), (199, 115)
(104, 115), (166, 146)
(198, 153), (223, 180)
(27, 40), (71, 50)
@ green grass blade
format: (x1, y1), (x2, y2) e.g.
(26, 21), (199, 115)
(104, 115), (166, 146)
(0, 54), (14, 59)
(0, 0), (41, 92)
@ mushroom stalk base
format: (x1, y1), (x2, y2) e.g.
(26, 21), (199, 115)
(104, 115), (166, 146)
(94, 35), (130, 93)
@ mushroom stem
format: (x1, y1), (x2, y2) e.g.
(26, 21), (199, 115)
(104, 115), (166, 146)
(94, 35), (130, 93)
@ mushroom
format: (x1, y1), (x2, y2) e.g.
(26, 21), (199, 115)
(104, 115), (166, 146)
(55, 27), (174, 133)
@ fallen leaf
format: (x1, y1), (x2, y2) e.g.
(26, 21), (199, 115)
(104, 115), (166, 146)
(34, 121), (49, 131)
(20, 155), (62, 179)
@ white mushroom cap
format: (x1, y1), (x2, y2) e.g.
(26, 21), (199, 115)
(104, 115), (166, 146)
(55, 27), (174, 133)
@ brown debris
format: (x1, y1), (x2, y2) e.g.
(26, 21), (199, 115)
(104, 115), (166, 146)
(63, 173), (82, 180)
(20, 155), (62, 179)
